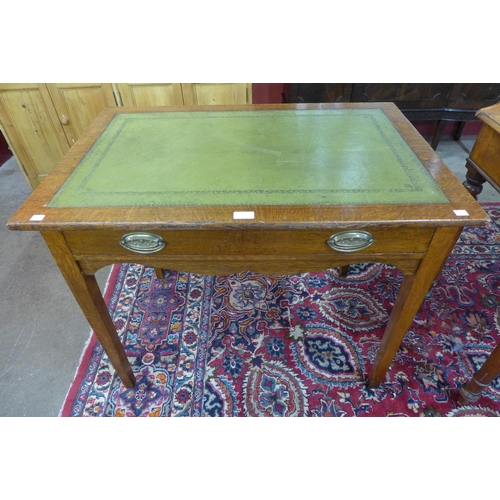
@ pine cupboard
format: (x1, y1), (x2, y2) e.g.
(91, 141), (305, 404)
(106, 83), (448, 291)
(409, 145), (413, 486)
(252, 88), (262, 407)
(114, 84), (252, 107)
(0, 83), (119, 188)
(0, 83), (71, 188)
(45, 84), (118, 146)
(181, 83), (251, 105)
(0, 83), (252, 189)
(114, 84), (185, 106)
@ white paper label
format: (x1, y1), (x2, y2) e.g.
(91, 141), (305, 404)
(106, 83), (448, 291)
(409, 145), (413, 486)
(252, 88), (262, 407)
(30, 214), (46, 221)
(453, 210), (469, 217)
(233, 211), (255, 219)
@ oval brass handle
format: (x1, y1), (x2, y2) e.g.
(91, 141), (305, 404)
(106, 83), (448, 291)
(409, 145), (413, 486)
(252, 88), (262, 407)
(61, 114), (69, 125)
(119, 232), (166, 254)
(327, 230), (375, 253)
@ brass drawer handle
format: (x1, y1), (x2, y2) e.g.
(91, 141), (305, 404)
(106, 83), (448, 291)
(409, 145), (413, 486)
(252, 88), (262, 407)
(119, 232), (166, 254)
(327, 230), (375, 252)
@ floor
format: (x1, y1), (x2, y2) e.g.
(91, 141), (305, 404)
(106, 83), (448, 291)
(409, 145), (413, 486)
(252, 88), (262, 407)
(1, 134), (499, 417)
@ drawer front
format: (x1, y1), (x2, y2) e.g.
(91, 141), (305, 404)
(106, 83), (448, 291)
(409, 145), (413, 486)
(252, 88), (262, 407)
(64, 227), (435, 257)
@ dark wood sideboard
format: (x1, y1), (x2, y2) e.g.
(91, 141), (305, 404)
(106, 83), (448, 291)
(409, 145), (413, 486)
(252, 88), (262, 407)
(289, 84), (500, 149)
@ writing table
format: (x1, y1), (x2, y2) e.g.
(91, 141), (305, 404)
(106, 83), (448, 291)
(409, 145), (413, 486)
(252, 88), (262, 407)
(8, 103), (489, 389)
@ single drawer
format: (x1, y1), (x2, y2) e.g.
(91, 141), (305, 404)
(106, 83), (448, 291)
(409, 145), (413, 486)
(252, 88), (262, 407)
(64, 227), (435, 257)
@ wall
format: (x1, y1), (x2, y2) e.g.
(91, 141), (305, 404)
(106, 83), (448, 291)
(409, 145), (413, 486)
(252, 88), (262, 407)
(0, 130), (12, 166)
(252, 84), (289, 104)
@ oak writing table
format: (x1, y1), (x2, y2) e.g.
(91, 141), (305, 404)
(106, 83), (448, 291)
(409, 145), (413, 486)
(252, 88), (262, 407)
(7, 103), (489, 389)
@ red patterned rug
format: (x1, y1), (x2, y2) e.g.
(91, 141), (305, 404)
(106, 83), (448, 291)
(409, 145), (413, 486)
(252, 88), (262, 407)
(60, 203), (500, 417)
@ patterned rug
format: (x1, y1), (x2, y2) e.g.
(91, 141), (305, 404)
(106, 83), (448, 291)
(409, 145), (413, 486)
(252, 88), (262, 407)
(61, 203), (500, 417)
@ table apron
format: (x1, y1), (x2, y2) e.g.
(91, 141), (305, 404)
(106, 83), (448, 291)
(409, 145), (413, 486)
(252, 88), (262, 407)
(73, 253), (425, 276)
(63, 227), (436, 257)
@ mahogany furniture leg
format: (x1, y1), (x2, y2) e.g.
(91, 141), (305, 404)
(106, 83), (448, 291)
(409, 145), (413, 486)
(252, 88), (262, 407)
(339, 265), (349, 277)
(463, 158), (486, 199)
(41, 231), (136, 388)
(453, 121), (466, 141)
(459, 344), (500, 404)
(367, 226), (463, 387)
(431, 120), (447, 150)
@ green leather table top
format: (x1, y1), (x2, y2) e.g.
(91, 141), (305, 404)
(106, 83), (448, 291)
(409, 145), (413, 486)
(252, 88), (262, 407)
(48, 109), (449, 208)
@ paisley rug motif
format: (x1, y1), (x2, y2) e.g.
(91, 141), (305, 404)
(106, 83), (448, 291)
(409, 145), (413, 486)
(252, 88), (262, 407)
(319, 288), (390, 330)
(291, 324), (364, 386)
(61, 203), (500, 417)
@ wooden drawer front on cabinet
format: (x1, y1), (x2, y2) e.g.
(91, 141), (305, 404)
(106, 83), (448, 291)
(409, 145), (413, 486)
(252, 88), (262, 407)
(116, 84), (184, 106)
(64, 227), (435, 258)
(46, 83), (117, 145)
(182, 83), (252, 105)
(0, 84), (69, 188)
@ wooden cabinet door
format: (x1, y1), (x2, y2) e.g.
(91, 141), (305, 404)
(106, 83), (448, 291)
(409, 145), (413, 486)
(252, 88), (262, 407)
(46, 83), (117, 145)
(181, 83), (252, 105)
(288, 84), (353, 103)
(0, 83), (70, 188)
(115, 83), (184, 106)
(447, 84), (500, 110)
(350, 83), (454, 109)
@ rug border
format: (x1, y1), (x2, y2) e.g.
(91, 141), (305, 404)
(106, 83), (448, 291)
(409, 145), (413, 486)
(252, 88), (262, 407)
(59, 264), (121, 417)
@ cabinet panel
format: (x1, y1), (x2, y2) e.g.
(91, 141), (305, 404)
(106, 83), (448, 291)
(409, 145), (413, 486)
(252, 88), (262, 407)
(116, 83), (184, 106)
(351, 83), (453, 109)
(447, 83), (500, 110)
(0, 84), (69, 187)
(46, 83), (117, 145)
(289, 83), (353, 103)
(182, 83), (251, 105)
(289, 83), (455, 109)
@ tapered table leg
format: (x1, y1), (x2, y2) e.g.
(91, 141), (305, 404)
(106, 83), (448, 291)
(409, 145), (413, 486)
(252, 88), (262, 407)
(367, 226), (463, 387)
(42, 231), (136, 388)
(459, 344), (500, 404)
